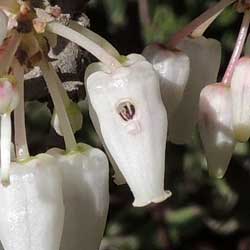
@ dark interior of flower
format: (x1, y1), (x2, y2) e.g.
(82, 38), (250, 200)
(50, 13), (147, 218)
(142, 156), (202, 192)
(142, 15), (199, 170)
(117, 101), (136, 121)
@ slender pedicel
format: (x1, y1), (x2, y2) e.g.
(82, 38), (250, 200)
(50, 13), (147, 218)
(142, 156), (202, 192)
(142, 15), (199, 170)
(0, 75), (19, 185)
(46, 22), (121, 71)
(50, 66), (83, 136)
(54, 74), (70, 107)
(138, 0), (151, 28)
(1, 113), (12, 185)
(167, 0), (236, 48)
(191, 9), (223, 37)
(13, 60), (30, 161)
(39, 57), (77, 151)
(222, 10), (250, 84)
(69, 21), (120, 59)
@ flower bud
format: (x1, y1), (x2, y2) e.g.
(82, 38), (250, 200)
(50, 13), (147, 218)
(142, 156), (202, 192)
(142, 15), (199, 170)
(0, 76), (19, 114)
(0, 154), (64, 250)
(85, 54), (171, 207)
(143, 43), (190, 118)
(198, 84), (235, 178)
(0, 10), (8, 46)
(168, 36), (222, 144)
(231, 57), (250, 142)
(52, 101), (83, 136)
(48, 143), (109, 250)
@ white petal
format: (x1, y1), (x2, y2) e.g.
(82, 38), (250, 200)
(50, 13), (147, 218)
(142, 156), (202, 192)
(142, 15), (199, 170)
(0, 154), (64, 250)
(199, 84), (235, 178)
(143, 44), (190, 118)
(85, 54), (171, 207)
(169, 36), (222, 144)
(48, 144), (109, 250)
(87, 97), (126, 185)
(231, 57), (250, 142)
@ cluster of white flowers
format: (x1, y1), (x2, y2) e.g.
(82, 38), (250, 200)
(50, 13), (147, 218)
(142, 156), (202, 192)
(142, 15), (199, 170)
(0, 0), (249, 249)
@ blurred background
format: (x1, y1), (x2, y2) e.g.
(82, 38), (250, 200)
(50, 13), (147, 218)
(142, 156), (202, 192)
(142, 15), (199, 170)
(26, 0), (250, 249)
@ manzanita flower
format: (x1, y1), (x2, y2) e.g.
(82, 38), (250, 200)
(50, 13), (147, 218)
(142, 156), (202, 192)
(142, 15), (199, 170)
(48, 143), (109, 250)
(168, 36), (222, 144)
(231, 57), (250, 142)
(85, 54), (171, 207)
(198, 84), (235, 178)
(0, 154), (64, 250)
(143, 43), (190, 118)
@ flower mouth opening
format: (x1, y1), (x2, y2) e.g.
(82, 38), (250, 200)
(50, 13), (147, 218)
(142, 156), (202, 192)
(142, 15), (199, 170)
(117, 100), (136, 121)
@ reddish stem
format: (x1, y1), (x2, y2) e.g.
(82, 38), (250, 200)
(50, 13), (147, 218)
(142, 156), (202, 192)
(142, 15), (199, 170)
(222, 10), (250, 85)
(167, 0), (236, 48)
(138, 0), (151, 28)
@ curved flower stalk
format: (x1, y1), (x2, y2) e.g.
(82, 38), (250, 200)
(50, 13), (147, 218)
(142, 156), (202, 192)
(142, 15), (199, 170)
(12, 59), (29, 161)
(143, 44), (190, 118)
(85, 54), (171, 207)
(68, 20), (120, 59)
(198, 84), (235, 178)
(0, 75), (19, 185)
(39, 57), (77, 151)
(231, 57), (250, 142)
(0, 154), (65, 250)
(48, 144), (109, 250)
(46, 21), (121, 71)
(47, 64), (83, 136)
(168, 36), (222, 144)
(167, 0), (236, 48)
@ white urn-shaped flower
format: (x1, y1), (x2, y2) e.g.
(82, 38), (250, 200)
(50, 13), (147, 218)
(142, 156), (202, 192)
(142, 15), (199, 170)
(168, 36), (222, 144)
(48, 143), (109, 250)
(143, 43), (190, 118)
(198, 84), (235, 178)
(0, 154), (64, 250)
(85, 54), (171, 207)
